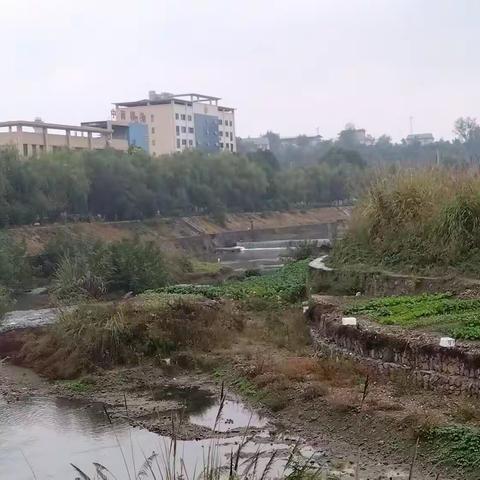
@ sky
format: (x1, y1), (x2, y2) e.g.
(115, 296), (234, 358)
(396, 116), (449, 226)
(2, 0), (479, 142)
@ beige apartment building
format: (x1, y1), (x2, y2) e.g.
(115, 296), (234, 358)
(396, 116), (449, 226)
(112, 91), (236, 156)
(0, 120), (128, 157)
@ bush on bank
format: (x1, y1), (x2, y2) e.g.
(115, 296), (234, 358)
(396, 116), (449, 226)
(17, 295), (244, 378)
(332, 167), (480, 273)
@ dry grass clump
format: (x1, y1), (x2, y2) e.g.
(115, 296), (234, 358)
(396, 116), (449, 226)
(244, 308), (312, 353)
(332, 167), (480, 272)
(453, 400), (480, 424)
(17, 296), (244, 379)
(301, 381), (329, 400)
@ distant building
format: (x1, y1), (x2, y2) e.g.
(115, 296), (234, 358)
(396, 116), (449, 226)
(406, 133), (435, 145)
(338, 128), (366, 145)
(0, 120), (129, 157)
(82, 120), (149, 152)
(239, 136), (271, 152)
(112, 91), (236, 155)
(279, 134), (323, 148)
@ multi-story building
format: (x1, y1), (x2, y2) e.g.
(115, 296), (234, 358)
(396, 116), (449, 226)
(0, 119), (129, 157)
(406, 133), (435, 146)
(112, 91), (236, 155)
(238, 136), (271, 153)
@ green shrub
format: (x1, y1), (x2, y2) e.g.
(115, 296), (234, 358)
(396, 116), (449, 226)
(109, 239), (169, 293)
(0, 234), (30, 288)
(50, 236), (170, 301)
(51, 255), (107, 302)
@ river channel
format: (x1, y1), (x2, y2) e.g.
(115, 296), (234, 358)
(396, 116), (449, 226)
(0, 362), (323, 480)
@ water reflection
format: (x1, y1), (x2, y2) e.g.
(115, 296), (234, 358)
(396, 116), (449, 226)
(153, 385), (267, 431)
(0, 397), (301, 480)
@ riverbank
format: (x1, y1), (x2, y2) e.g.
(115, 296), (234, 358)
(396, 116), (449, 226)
(0, 300), (461, 480)
(6, 206), (350, 256)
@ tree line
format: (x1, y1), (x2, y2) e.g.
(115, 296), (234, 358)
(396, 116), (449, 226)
(0, 146), (364, 227)
(247, 117), (480, 169)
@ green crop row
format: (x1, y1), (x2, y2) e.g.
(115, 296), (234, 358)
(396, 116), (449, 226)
(159, 259), (309, 304)
(346, 294), (480, 340)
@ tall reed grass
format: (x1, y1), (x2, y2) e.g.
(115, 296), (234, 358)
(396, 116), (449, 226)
(332, 167), (480, 273)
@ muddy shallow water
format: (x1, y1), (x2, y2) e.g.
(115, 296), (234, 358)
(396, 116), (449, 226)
(0, 384), (322, 480)
(153, 385), (268, 432)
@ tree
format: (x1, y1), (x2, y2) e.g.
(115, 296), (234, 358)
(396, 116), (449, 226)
(375, 135), (392, 146)
(453, 117), (480, 143)
(320, 147), (366, 169)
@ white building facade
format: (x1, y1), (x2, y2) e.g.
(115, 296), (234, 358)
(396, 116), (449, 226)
(112, 91), (236, 156)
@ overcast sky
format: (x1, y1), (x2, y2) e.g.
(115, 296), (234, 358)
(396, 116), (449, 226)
(2, 0), (479, 141)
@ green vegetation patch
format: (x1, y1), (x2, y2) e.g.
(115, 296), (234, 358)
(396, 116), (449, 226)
(61, 379), (93, 393)
(346, 293), (480, 340)
(160, 259), (309, 304)
(423, 425), (480, 471)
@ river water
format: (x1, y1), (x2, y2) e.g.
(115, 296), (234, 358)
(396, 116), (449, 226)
(0, 382), (319, 480)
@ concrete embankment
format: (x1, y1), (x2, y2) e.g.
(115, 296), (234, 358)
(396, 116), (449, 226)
(7, 207), (350, 255)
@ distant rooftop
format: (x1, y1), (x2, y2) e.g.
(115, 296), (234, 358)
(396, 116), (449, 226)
(406, 133), (434, 139)
(114, 91), (225, 108)
(0, 120), (112, 134)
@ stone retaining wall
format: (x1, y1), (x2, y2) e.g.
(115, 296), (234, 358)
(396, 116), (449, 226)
(309, 303), (480, 396)
(308, 265), (464, 296)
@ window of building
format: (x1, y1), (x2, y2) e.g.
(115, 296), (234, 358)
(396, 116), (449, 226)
(151, 114), (155, 122)
(230, 120), (233, 127)
(175, 113), (179, 120)
(230, 143), (234, 152)
(32, 145), (37, 155)
(23, 144), (28, 156)
(230, 132), (233, 141)
(176, 125), (180, 135)
(177, 139), (180, 148)
(140, 113), (146, 123)
(151, 127), (155, 134)
(189, 139), (193, 146)
(180, 114), (185, 121)
(220, 142), (224, 148)
(188, 115), (192, 121)
(188, 127), (194, 134)
(39, 145), (44, 152)
(181, 139), (187, 145)
(219, 131), (222, 137)
(120, 110), (126, 121)
(152, 139), (156, 146)
(181, 126), (186, 133)
(219, 119), (223, 125)
(130, 111), (136, 121)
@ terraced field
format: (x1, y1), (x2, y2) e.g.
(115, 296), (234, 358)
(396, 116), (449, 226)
(346, 293), (480, 340)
